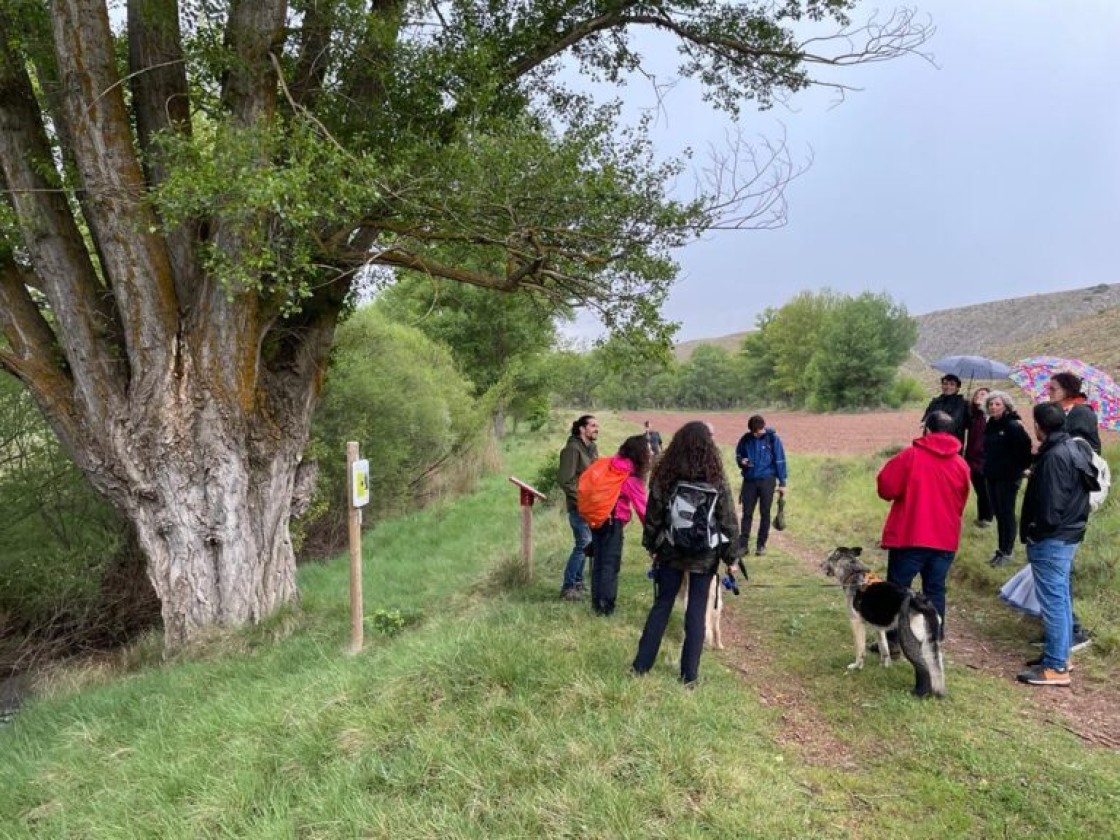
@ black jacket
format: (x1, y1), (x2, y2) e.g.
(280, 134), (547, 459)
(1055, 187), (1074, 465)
(922, 394), (969, 441)
(642, 479), (740, 573)
(1065, 402), (1102, 454)
(982, 412), (1033, 482)
(1019, 431), (1097, 545)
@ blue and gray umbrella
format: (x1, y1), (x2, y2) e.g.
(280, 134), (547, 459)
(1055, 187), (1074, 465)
(931, 355), (1012, 381)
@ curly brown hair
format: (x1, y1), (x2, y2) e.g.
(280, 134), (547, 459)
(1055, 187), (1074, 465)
(650, 421), (727, 494)
(617, 434), (652, 479)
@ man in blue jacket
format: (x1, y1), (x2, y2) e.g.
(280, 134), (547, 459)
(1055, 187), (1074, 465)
(734, 414), (788, 556)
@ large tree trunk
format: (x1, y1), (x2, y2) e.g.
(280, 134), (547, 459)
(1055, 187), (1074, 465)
(122, 430), (303, 649)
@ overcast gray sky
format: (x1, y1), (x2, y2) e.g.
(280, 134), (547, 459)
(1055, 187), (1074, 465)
(566, 0), (1120, 343)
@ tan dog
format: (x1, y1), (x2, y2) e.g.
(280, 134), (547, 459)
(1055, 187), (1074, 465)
(678, 573), (724, 649)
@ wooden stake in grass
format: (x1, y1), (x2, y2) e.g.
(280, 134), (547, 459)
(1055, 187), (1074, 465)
(348, 442), (370, 653)
(509, 477), (547, 582)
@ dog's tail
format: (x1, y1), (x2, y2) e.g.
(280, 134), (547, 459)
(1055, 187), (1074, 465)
(898, 593), (946, 698)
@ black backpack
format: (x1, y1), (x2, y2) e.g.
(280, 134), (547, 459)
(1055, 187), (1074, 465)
(665, 481), (721, 553)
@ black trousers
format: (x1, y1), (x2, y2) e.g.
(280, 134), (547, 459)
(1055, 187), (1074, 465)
(632, 566), (714, 684)
(987, 477), (1021, 556)
(970, 467), (992, 522)
(589, 518), (624, 615)
(740, 476), (777, 549)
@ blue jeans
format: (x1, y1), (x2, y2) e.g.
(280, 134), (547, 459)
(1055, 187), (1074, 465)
(562, 510), (592, 591)
(886, 547), (954, 638)
(1027, 538), (1076, 670)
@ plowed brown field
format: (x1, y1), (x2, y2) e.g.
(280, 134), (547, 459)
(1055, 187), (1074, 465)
(622, 409), (926, 454)
(623, 409), (1116, 454)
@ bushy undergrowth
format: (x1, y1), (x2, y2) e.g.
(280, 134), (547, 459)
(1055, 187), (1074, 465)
(0, 379), (157, 666)
(301, 306), (492, 558)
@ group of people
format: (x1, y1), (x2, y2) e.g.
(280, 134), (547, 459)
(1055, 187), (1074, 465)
(896, 371), (1104, 686)
(556, 368), (1104, 690)
(557, 414), (788, 686)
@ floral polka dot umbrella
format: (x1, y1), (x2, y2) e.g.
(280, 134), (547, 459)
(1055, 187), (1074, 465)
(1009, 356), (1120, 431)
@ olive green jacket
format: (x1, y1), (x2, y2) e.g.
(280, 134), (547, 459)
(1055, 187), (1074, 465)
(558, 435), (598, 513)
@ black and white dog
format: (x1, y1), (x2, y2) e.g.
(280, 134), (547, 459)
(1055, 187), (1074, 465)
(820, 546), (946, 698)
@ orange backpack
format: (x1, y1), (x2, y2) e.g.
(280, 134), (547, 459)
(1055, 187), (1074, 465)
(577, 458), (630, 529)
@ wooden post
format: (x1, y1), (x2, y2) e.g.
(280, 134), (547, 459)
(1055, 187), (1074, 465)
(347, 441), (364, 653)
(509, 477), (547, 582)
(520, 489), (535, 580)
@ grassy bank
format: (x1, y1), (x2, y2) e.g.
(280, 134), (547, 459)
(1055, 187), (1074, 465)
(2, 417), (1118, 838)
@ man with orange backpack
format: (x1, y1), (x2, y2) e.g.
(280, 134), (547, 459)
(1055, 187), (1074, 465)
(559, 415), (599, 601)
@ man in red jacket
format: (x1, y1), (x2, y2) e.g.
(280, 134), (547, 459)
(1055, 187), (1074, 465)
(877, 411), (971, 643)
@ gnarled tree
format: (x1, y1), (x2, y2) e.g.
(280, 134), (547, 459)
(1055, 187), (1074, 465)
(0, 0), (930, 649)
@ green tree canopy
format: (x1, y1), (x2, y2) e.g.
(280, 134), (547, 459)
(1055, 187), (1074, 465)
(741, 289), (916, 409)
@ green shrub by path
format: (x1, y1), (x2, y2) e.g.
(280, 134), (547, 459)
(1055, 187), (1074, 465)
(302, 306), (491, 558)
(3, 418), (1120, 838)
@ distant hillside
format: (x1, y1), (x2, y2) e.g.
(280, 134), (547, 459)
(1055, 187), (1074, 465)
(675, 283), (1120, 373)
(911, 283), (1120, 363)
(673, 331), (749, 361)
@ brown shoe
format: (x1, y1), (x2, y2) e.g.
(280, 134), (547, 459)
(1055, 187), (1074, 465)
(1016, 665), (1070, 686)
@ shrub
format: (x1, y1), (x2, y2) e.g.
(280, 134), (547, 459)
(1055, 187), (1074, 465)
(0, 378), (158, 666)
(301, 307), (490, 558)
(885, 375), (927, 408)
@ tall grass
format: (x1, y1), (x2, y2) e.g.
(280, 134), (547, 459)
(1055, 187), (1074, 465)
(2, 418), (1119, 838)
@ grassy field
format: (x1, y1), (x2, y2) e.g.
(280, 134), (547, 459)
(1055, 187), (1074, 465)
(2, 415), (1118, 838)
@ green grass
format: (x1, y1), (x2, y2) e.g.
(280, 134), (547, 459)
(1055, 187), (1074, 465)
(2, 418), (1119, 838)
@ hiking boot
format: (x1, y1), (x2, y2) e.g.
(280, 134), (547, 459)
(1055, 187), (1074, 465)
(755, 546), (766, 557)
(975, 519), (993, 529)
(1070, 632), (1093, 653)
(561, 588), (584, 602)
(868, 640), (902, 659)
(1016, 664), (1070, 686)
(1024, 657), (1074, 672)
(988, 550), (1010, 568)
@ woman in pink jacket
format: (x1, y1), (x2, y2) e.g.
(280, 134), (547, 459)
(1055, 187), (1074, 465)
(589, 435), (650, 616)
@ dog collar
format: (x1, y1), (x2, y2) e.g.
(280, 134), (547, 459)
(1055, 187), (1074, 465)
(842, 569), (882, 590)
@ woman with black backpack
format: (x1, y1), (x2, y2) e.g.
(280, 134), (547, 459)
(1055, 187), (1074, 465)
(631, 421), (741, 687)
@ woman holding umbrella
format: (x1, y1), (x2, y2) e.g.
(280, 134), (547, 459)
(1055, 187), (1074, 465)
(983, 390), (1033, 568)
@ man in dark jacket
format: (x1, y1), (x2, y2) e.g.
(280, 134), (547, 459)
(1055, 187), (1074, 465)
(877, 410), (970, 642)
(921, 374), (969, 444)
(1016, 402), (1099, 687)
(558, 415), (599, 600)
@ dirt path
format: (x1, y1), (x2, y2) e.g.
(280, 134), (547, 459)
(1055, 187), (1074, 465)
(722, 529), (1120, 753)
